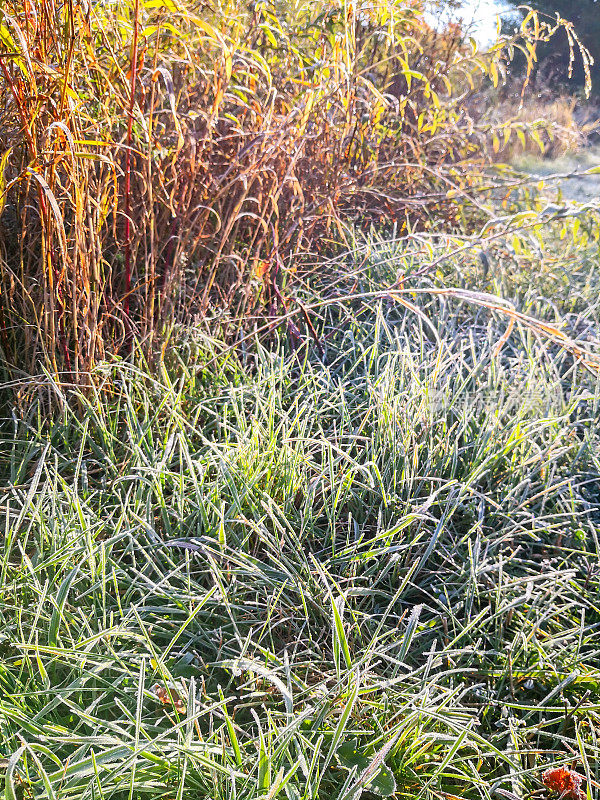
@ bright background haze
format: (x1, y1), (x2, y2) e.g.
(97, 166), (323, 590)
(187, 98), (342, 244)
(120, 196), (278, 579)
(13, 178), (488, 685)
(441, 0), (516, 43)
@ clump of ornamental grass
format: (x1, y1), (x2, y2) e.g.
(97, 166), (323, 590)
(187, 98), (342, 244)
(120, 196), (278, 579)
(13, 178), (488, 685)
(0, 0), (591, 384)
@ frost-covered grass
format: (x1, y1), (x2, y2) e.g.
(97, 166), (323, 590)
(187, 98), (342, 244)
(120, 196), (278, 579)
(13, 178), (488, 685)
(2, 252), (600, 800)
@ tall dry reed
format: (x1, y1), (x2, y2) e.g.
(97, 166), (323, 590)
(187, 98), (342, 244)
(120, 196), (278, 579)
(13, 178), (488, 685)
(0, 0), (590, 382)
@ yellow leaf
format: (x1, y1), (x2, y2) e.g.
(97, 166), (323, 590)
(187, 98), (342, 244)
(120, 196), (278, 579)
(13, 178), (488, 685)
(298, 89), (315, 135)
(189, 15), (226, 47)
(144, 0), (179, 9)
(0, 23), (15, 51)
(490, 61), (499, 88)
(224, 50), (233, 82)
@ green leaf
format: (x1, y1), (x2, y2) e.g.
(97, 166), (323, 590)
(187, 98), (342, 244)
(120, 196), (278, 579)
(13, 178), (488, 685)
(48, 564), (80, 647)
(337, 739), (369, 771)
(370, 764), (396, 797)
(331, 594), (352, 671)
(337, 737), (398, 799)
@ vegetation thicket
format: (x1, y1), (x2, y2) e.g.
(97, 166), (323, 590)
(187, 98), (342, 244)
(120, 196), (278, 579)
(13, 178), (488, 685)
(0, 0), (590, 384)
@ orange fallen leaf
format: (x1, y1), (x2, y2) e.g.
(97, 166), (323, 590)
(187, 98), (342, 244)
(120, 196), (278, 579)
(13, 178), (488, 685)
(151, 682), (186, 714)
(542, 765), (584, 800)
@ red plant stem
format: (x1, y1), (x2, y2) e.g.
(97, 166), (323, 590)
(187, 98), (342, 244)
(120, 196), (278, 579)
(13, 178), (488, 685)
(0, 59), (68, 370)
(123, 0), (140, 320)
(0, 62), (37, 158)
